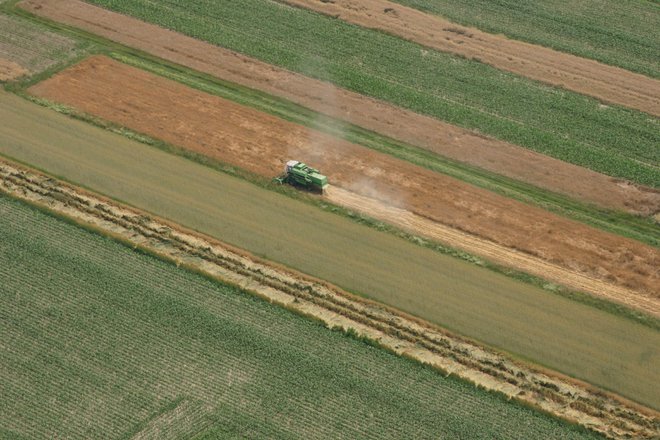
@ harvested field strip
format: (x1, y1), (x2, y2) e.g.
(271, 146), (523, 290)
(2, 196), (605, 440)
(1, 91), (659, 409)
(392, 0), (660, 79)
(0, 12), (80, 77)
(3, 162), (657, 439)
(17, 0), (660, 213)
(282, 0), (660, 117)
(51, 0), (660, 187)
(28, 57), (660, 302)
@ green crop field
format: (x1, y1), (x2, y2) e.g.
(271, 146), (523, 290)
(2, 91), (659, 409)
(0, 195), (601, 439)
(392, 0), (660, 79)
(85, 0), (659, 187)
(0, 12), (82, 76)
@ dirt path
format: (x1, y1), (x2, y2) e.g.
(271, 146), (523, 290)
(1, 159), (657, 440)
(281, 0), (660, 118)
(28, 56), (660, 310)
(0, 58), (27, 81)
(327, 187), (660, 317)
(18, 0), (660, 216)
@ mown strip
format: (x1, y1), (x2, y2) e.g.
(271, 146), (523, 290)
(83, 0), (659, 187)
(1, 195), (601, 439)
(3, 3), (657, 320)
(391, 0), (660, 79)
(14, 0), (660, 218)
(7, 161), (651, 438)
(4, 0), (658, 313)
(282, 0), (660, 117)
(1, 91), (659, 409)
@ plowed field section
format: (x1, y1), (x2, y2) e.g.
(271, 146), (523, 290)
(1, 90), (658, 408)
(284, 0), (660, 117)
(19, 0), (660, 209)
(29, 56), (660, 301)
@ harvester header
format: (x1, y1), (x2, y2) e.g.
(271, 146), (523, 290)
(275, 160), (328, 193)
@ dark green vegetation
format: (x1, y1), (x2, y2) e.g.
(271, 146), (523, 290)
(0, 195), (601, 439)
(2, 92), (659, 409)
(86, 0), (659, 187)
(393, 0), (660, 79)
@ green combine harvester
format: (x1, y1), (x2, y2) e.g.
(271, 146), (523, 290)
(275, 160), (328, 193)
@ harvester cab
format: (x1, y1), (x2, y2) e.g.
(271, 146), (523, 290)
(274, 160), (328, 193)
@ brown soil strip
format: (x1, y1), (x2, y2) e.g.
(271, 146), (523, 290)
(1, 159), (657, 440)
(282, 0), (660, 117)
(28, 56), (660, 311)
(18, 0), (660, 216)
(0, 58), (28, 81)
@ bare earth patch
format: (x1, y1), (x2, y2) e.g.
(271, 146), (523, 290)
(18, 0), (660, 215)
(28, 56), (660, 313)
(281, 0), (660, 118)
(0, 58), (28, 81)
(1, 159), (657, 440)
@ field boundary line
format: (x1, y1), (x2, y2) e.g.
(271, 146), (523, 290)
(1, 159), (657, 440)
